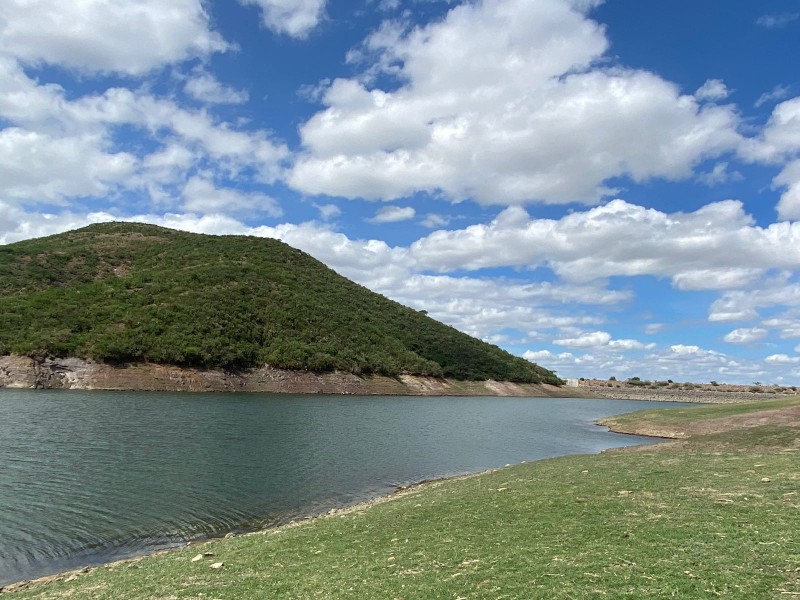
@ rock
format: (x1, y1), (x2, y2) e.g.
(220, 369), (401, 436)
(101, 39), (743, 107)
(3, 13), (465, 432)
(761, 477), (771, 483)
(210, 562), (224, 569)
(191, 554), (204, 562)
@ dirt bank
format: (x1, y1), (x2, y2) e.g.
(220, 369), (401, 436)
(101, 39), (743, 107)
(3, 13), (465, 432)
(0, 355), (575, 397)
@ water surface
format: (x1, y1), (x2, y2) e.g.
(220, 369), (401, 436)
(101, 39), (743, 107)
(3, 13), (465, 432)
(0, 390), (680, 585)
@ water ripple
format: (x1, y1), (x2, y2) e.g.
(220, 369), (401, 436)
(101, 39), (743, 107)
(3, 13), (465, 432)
(0, 391), (673, 585)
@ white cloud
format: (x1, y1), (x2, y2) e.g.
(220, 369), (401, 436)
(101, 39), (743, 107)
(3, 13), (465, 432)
(755, 84), (792, 108)
(367, 206), (416, 223)
(756, 13), (800, 29)
(608, 339), (656, 350)
(184, 70), (249, 105)
(762, 315), (800, 339)
(765, 354), (800, 364)
(421, 214), (451, 229)
(289, 0), (740, 205)
(645, 323), (664, 335)
(774, 159), (800, 221)
(0, 201), (116, 245)
(238, 0), (326, 38)
(411, 199), (800, 289)
(0, 128), (137, 202)
(521, 340), (780, 384)
(554, 331), (612, 348)
(696, 161), (743, 186)
(695, 79), (730, 102)
(182, 176), (282, 216)
(723, 327), (768, 344)
(709, 282), (800, 323)
(313, 203), (341, 220)
(0, 0), (228, 75)
(670, 344), (700, 356)
(740, 97), (800, 163)
(0, 62), (289, 209)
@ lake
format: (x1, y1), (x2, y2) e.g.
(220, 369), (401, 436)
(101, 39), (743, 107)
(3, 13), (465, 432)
(0, 390), (681, 585)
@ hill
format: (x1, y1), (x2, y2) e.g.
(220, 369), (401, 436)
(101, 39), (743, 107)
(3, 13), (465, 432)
(0, 223), (560, 385)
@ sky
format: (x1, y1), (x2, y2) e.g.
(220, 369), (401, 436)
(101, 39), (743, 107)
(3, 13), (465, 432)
(2, 0), (800, 385)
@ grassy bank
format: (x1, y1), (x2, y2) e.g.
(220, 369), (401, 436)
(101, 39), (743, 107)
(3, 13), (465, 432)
(7, 398), (800, 599)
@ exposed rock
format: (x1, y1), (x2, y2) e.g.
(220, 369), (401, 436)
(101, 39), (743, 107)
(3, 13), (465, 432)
(0, 355), (574, 397)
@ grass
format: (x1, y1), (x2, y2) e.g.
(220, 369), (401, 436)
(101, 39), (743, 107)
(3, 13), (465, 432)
(8, 398), (800, 599)
(598, 396), (800, 438)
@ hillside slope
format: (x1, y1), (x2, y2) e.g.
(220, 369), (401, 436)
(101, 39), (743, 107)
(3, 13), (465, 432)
(0, 223), (560, 385)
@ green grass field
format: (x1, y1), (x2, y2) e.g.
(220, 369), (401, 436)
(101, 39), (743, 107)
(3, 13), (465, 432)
(9, 398), (800, 599)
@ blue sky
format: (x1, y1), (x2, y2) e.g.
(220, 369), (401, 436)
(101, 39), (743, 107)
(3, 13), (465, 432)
(2, 0), (800, 384)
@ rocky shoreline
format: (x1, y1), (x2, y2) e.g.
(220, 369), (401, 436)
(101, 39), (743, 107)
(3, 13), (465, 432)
(572, 381), (793, 403)
(0, 355), (575, 397)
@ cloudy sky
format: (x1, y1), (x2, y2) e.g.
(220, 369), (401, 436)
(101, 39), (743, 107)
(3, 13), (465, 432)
(2, 0), (800, 384)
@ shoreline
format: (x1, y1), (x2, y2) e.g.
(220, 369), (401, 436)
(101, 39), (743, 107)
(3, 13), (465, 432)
(0, 415), (661, 593)
(2, 390), (787, 592)
(0, 467), (512, 594)
(0, 355), (573, 397)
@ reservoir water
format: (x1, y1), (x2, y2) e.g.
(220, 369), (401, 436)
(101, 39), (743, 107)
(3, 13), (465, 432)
(0, 390), (680, 585)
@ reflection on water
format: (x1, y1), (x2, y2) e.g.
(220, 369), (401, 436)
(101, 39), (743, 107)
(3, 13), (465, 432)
(0, 390), (676, 584)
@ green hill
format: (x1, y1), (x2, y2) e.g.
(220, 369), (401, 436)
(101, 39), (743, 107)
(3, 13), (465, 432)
(0, 223), (561, 384)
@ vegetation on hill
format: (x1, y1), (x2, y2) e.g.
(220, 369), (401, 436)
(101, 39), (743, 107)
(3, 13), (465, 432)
(0, 223), (560, 384)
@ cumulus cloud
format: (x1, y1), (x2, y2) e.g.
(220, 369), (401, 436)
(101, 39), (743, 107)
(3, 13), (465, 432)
(421, 214), (451, 229)
(289, 0), (740, 205)
(762, 315), (800, 339)
(696, 161), (743, 186)
(411, 199), (800, 289)
(521, 341), (779, 384)
(313, 203), (341, 220)
(723, 327), (768, 344)
(182, 176), (282, 216)
(765, 354), (800, 364)
(0, 60), (289, 211)
(367, 206), (416, 223)
(238, 0), (326, 38)
(740, 97), (800, 163)
(184, 70), (249, 105)
(554, 331), (612, 348)
(774, 159), (800, 221)
(0, 128), (137, 203)
(0, 0), (228, 75)
(695, 79), (730, 102)
(709, 282), (800, 323)
(608, 339), (656, 350)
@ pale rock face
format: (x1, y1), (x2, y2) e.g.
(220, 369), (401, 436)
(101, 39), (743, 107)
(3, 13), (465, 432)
(0, 355), (572, 397)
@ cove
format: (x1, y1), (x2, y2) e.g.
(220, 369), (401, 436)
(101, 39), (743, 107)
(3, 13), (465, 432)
(0, 390), (685, 585)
